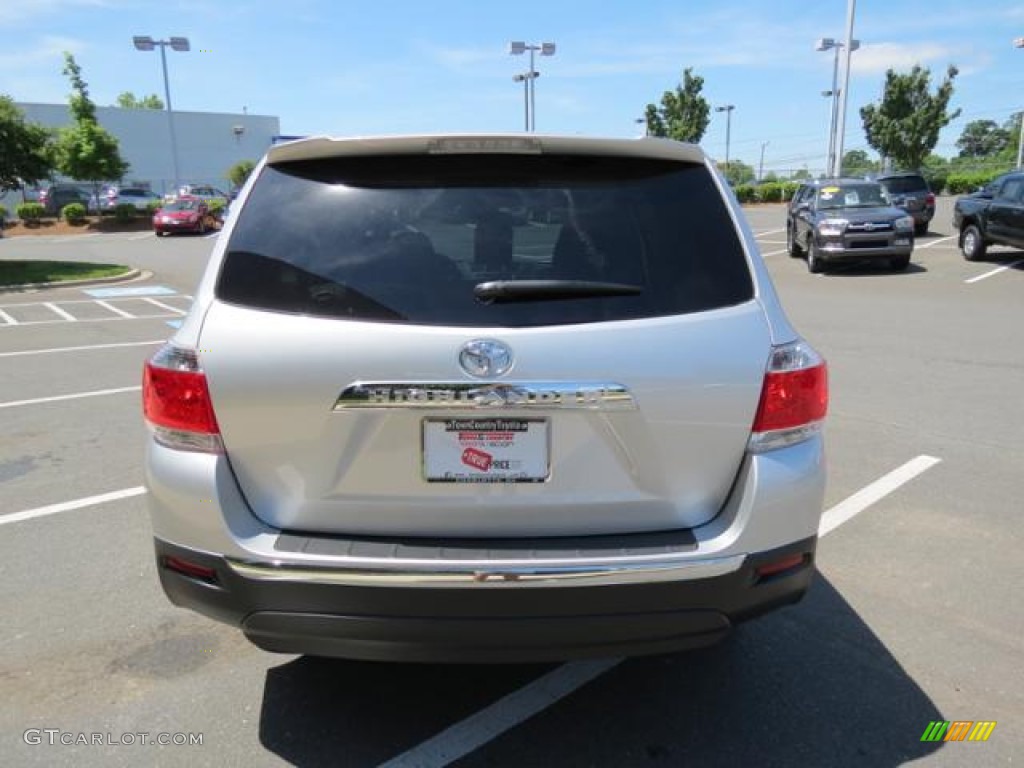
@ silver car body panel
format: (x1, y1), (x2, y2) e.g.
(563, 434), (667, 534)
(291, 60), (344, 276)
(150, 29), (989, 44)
(197, 299), (771, 535)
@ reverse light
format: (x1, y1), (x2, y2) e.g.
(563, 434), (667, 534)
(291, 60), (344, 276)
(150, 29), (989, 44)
(142, 344), (223, 453)
(749, 340), (828, 453)
(817, 218), (848, 237)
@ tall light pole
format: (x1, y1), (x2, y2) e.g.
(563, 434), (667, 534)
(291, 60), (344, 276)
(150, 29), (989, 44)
(817, 37), (860, 177)
(759, 141), (770, 181)
(512, 71), (538, 132)
(509, 41), (556, 132)
(133, 35), (189, 195)
(833, 0), (858, 178)
(715, 105), (735, 177)
(1015, 37), (1024, 169)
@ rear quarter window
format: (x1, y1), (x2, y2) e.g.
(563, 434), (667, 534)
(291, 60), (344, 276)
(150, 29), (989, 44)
(217, 153), (754, 327)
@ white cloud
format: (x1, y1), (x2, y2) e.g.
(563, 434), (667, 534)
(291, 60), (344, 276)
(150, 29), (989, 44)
(0, 35), (88, 71)
(850, 42), (961, 75)
(0, 0), (115, 26)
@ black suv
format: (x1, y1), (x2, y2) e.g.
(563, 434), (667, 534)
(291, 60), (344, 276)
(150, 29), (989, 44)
(39, 184), (95, 215)
(875, 171), (934, 235)
(786, 178), (915, 273)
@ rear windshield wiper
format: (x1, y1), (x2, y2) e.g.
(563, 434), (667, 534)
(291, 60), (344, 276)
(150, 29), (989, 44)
(474, 280), (643, 304)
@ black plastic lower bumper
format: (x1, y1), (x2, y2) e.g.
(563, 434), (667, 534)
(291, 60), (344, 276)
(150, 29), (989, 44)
(154, 537), (817, 663)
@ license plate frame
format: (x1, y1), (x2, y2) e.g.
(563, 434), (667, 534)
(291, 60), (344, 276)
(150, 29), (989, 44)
(422, 417), (550, 483)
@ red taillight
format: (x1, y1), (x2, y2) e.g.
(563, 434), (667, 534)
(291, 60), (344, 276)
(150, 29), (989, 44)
(926, 193), (935, 206)
(164, 555), (218, 582)
(143, 345), (222, 452)
(755, 553), (807, 580)
(749, 341), (828, 452)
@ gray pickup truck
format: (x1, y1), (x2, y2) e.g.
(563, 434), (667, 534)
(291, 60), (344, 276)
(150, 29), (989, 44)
(953, 171), (1024, 260)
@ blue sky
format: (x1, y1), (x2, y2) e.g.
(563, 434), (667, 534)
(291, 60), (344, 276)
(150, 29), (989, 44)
(2, 0), (1022, 175)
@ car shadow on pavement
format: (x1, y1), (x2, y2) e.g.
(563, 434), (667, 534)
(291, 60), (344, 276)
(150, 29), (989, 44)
(820, 261), (928, 277)
(257, 574), (945, 767)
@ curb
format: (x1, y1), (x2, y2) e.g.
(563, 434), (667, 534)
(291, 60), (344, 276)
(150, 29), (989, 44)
(0, 268), (151, 293)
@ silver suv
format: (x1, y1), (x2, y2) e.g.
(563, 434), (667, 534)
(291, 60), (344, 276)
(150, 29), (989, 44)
(143, 135), (828, 662)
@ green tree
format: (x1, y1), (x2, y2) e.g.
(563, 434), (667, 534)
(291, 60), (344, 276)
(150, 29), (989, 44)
(54, 54), (129, 195)
(115, 91), (164, 109)
(955, 119), (1010, 158)
(841, 149), (878, 177)
(643, 68), (710, 143)
(717, 159), (755, 186)
(226, 159), (256, 189)
(0, 95), (54, 192)
(860, 64), (960, 171)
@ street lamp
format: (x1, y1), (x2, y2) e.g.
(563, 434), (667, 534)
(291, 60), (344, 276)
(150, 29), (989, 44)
(133, 35), (189, 194)
(759, 141), (770, 181)
(512, 71), (539, 132)
(508, 41), (556, 132)
(833, 0), (859, 178)
(715, 105), (735, 175)
(816, 37), (860, 177)
(1015, 37), (1024, 169)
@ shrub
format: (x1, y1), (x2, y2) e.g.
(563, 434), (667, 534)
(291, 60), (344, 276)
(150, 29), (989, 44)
(945, 172), (1003, 195)
(145, 200), (163, 215)
(733, 184), (756, 203)
(206, 199), (226, 219)
(62, 202), (87, 223)
(16, 202), (46, 225)
(0, 204), (7, 221)
(113, 203), (137, 222)
(756, 182), (783, 203)
(780, 182), (799, 202)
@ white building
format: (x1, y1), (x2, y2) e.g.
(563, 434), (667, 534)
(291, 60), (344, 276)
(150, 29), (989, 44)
(16, 102), (281, 195)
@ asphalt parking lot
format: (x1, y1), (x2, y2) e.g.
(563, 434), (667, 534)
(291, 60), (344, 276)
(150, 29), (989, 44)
(2, 197), (1021, 767)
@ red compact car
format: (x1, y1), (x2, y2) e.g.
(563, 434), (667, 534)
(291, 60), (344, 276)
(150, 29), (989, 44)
(153, 196), (213, 236)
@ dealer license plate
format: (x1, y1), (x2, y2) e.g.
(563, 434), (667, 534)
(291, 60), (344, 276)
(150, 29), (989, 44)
(423, 418), (549, 483)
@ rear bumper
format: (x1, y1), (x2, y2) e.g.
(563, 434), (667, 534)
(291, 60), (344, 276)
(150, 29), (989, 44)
(155, 535), (816, 662)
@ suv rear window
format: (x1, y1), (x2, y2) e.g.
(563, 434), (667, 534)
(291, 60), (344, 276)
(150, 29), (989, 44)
(878, 175), (928, 194)
(218, 154), (753, 327)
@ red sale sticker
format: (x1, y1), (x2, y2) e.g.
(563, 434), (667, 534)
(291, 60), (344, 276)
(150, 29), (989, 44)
(461, 447), (493, 472)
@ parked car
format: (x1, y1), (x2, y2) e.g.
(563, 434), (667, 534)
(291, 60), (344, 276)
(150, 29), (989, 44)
(786, 178), (915, 273)
(176, 184), (228, 203)
(143, 134), (828, 662)
(152, 196), (213, 236)
(874, 171), (935, 235)
(38, 184), (95, 215)
(102, 186), (163, 211)
(952, 171), (1024, 261)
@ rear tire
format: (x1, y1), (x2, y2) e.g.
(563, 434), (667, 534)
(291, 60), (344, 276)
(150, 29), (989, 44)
(914, 221), (928, 236)
(961, 224), (986, 261)
(786, 223), (804, 257)
(890, 255), (911, 271)
(806, 240), (825, 274)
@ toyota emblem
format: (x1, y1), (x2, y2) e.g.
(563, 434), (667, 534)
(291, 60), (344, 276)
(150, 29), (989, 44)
(459, 339), (514, 378)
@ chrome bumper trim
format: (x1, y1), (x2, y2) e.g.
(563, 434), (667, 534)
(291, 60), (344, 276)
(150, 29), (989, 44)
(226, 553), (745, 589)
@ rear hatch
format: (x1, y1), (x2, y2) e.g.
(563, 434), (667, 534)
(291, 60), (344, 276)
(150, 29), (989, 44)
(202, 146), (770, 537)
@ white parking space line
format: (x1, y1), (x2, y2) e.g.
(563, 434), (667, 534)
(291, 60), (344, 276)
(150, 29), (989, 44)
(128, 233), (153, 240)
(143, 297), (187, 314)
(0, 308), (18, 325)
(0, 386), (141, 409)
(0, 340), (164, 358)
(375, 455), (943, 768)
(43, 302), (78, 322)
(760, 248), (788, 258)
(755, 228), (785, 237)
(917, 235), (956, 249)
(377, 659), (621, 768)
(818, 455), (942, 537)
(94, 300), (136, 318)
(965, 259), (1024, 284)
(0, 487), (147, 527)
